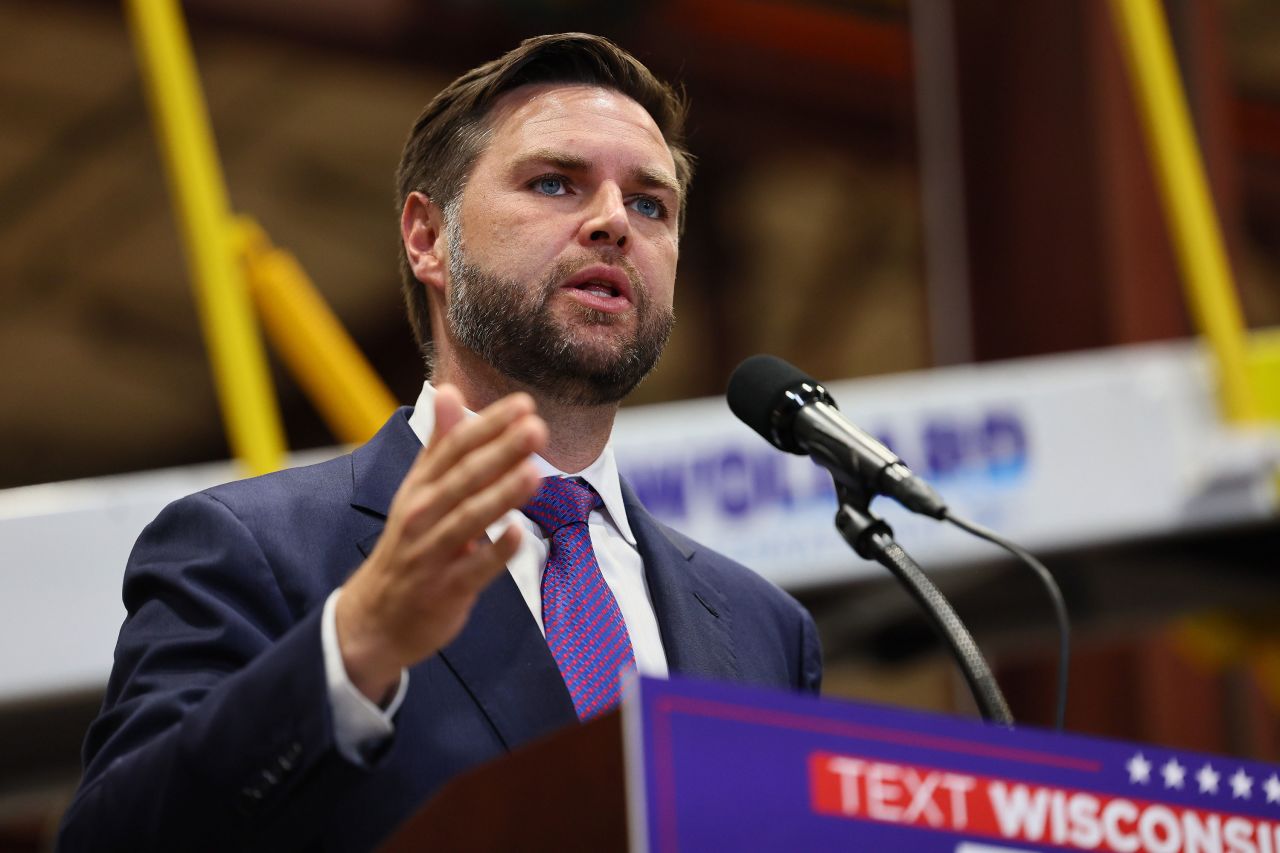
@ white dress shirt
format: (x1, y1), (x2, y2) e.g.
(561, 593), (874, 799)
(322, 382), (668, 763)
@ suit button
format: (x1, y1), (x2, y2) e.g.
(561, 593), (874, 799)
(239, 784), (265, 813)
(275, 740), (304, 776)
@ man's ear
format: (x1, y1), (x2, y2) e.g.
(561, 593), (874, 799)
(401, 191), (447, 294)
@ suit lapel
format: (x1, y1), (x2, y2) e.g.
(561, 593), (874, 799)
(436, 574), (578, 747)
(350, 410), (416, 570)
(349, 408), (576, 749)
(622, 480), (740, 681)
(350, 407), (419, 521)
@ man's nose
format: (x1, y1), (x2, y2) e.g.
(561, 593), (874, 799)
(578, 183), (630, 250)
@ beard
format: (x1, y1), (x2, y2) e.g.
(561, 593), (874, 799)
(444, 222), (675, 407)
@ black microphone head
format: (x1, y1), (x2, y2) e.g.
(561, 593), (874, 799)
(727, 354), (829, 453)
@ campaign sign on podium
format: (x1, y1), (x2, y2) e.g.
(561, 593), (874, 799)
(625, 675), (1280, 852)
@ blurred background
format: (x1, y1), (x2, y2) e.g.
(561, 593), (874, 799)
(3, 0), (1280, 847)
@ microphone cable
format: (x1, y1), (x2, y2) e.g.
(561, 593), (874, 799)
(848, 522), (1015, 726)
(943, 510), (1071, 732)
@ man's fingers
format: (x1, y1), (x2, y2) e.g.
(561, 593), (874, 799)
(424, 394), (538, 479)
(442, 524), (524, 596)
(393, 412), (545, 540)
(399, 384), (471, 484)
(426, 384), (467, 451)
(400, 383), (471, 490)
(425, 415), (546, 518)
(406, 391), (539, 489)
(425, 461), (542, 560)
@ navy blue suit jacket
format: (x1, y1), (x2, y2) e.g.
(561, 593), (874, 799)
(59, 409), (821, 852)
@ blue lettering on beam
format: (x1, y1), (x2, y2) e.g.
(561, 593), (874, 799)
(924, 420), (966, 479)
(625, 444), (849, 525)
(916, 409), (1029, 484)
(624, 462), (688, 519)
(716, 449), (752, 518)
(981, 411), (1029, 480)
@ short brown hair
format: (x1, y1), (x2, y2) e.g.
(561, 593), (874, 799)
(394, 32), (695, 364)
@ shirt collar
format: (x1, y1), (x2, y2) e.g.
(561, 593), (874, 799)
(406, 382), (636, 545)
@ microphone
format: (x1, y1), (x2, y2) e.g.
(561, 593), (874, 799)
(726, 354), (948, 519)
(728, 354), (1017, 725)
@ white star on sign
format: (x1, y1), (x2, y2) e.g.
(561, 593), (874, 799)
(1127, 753), (1152, 784)
(1231, 769), (1254, 800)
(1265, 775), (1280, 804)
(1198, 763), (1221, 795)
(1161, 759), (1186, 789)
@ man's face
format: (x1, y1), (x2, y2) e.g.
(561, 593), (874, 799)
(442, 83), (681, 406)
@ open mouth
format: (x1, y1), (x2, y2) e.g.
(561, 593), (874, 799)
(573, 279), (622, 298)
(561, 265), (634, 313)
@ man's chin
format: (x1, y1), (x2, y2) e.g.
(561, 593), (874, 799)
(559, 349), (641, 385)
(548, 313), (639, 357)
(530, 339), (660, 406)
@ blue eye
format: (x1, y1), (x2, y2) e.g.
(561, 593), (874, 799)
(631, 196), (664, 219)
(535, 176), (566, 196)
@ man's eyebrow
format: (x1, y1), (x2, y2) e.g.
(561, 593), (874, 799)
(510, 148), (592, 175)
(630, 165), (681, 200)
(511, 148), (681, 199)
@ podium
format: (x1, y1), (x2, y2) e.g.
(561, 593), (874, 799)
(381, 675), (1280, 852)
(379, 707), (628, 852)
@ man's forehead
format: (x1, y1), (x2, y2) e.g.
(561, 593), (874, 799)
(484, 83), (676, 173)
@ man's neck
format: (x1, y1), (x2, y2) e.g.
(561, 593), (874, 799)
(433, 352), (618, 475)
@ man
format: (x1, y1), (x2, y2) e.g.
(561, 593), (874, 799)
(59, 33), (821, 852)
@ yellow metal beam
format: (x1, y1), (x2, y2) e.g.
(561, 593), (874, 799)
(235, 218), (398, 444)
(1247, 327), (1280, 423)
(1108, 0), (1261, 422)
(124, 0), (285, 475)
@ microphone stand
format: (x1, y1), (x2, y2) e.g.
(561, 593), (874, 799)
(834, 482), (1014, 726)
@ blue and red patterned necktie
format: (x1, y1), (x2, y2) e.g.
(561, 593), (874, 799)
(524, 477), (636, 720)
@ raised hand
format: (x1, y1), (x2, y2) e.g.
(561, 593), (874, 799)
(335, 385), (548, 702)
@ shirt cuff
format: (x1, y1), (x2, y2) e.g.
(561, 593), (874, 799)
(321, 587), (409, 766)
